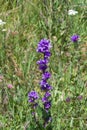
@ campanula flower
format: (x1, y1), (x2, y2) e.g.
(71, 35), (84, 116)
(37, 39), (52, 53)
(42, 72), (51, 80)
(44, 101), (51, 111)
(40, 80), (52, 90)
(71, 35), (79, 42)
(28, 91), (39, 103)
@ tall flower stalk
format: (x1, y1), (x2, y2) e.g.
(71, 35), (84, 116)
(28, 39), (52, 129)
(37, 39), (52, 126)
(28, 91), (39, 120)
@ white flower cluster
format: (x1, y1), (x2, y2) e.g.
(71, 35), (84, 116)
(68, 9), (78, 15)
(0, 19), (6, 25)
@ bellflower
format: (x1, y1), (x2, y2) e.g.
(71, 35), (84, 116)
(42, 92), (51, 103)
(28, 91), (39, 103)
(42, 97), (48, 103)
(71, 35), (79, 42)
(37, 59), (48, 65)
(45, 92), (51, 98)
(28, 91), (39, 122)
(44, 101), (51, 111)
(44, 51), (51, 59)
(37, 59), (48, 71)
(40, 80), (52, 90)
(42, 72), (51, 80)
(37, 39), (52, 53)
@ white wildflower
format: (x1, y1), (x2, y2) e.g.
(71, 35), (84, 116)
(68, 9), (78, 15)
(0, 19), (6, 25)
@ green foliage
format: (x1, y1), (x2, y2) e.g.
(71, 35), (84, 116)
(0, 0), (87, 129)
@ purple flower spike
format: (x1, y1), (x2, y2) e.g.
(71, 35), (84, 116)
(28, 91), (39, 103)
(44, 51), (51, 59)
(71, 35), (79, 42)
(44, 101), (51, 111)
(44, 92), (51, 98)
(37, 59), (48, 71)
(37, 59), (48, 64)
(42, 72), (51, 80)
(42, 97), (48, 103)
(42, 92), (51, 103)
(37, 39), (52, 53)
(40, 80), (52, 90)
(37, 38), (52, 118)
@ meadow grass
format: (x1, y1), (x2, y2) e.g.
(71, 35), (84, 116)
(0, 0), (87, 129)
